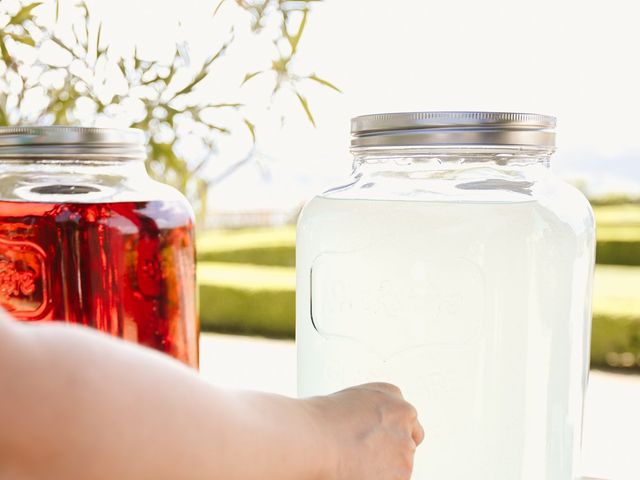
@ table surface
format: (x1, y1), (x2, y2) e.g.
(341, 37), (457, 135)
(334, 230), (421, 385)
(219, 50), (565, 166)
(199, 333), (640, 480)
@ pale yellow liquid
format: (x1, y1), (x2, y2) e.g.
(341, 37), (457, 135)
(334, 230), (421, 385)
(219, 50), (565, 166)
(297, 197), (594, 480)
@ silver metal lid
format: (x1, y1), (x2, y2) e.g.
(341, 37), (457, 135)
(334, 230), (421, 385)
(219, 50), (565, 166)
(351, 111), (556, 149)
(0, 126), (146, 160)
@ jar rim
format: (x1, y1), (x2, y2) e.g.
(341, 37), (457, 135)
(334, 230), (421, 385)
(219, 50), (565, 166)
(0, 126), (146, 160)
(351, 111), (556, 149)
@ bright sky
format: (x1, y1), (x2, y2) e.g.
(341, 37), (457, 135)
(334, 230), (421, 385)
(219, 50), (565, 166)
(92, 0), (640, 209)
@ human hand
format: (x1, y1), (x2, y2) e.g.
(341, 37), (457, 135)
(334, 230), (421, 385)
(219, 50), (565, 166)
(305, 383), (424, 480)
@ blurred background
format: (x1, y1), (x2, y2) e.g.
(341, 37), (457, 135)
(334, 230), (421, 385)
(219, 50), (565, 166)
(1, 0), (638, 478)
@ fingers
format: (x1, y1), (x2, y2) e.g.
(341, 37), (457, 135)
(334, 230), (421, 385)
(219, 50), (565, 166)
(412, 419), (425, 446)
(357, 382), (425, 449)
(359, 382), (403, 397)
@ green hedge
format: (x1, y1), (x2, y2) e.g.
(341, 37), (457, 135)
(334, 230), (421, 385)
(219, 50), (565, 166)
(591, 314), (640, 368)
(590, 265), (640, 368)
(593, 205), (640, 266)
(198, 262), (295, 337)
(596, 240), (640, 266)
(198, 262), (640, 369)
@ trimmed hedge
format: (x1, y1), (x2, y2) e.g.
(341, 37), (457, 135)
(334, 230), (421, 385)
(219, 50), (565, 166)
(596, 240), (640, 266)
(591, 314), (640, 368)
(198, 262), (295, 338)
(593, 205), (640, 266)
(198, 262), (640, 369)
(595, 226), (640, 266)
(591, 265), (640, 368)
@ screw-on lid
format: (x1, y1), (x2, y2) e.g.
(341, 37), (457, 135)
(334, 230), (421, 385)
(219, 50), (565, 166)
(351, 111), (556, 149)
(0, 126), (146, 160)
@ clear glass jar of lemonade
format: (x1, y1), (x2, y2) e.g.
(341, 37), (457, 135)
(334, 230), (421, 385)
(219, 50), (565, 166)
(297, 112), (595, 480)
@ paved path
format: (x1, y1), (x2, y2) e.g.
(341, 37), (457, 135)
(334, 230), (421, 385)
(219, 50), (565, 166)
(200, 333), (640, 480)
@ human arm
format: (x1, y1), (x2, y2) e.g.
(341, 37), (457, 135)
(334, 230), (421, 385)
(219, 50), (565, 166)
(0, 312), (423, 480)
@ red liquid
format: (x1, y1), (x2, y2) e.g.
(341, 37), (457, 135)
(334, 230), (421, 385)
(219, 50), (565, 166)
(0, 200), (198, 367)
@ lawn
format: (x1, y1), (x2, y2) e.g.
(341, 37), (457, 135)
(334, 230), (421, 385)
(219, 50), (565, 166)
(197, 203), (640, 368)
(593, 204), (640, 226)
(593, 265), (640, 317)
(593, 204), (640, 266)
(197, 227), (295, 267)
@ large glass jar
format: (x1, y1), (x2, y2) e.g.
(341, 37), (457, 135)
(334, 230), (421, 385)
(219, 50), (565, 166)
(0, 127), (197, 367)
(297, 112), (595, 480)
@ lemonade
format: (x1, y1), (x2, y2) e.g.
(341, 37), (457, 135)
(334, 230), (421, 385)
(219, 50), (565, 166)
(297, 196), (594, 479)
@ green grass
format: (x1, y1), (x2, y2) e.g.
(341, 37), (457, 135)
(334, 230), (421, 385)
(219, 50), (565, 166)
(593, 204), (640, 226)
(597, 226), (640, 242)
(195, 204), (640, 368)
(197, 226), (296, 251)
(591, 265), (640, 368)
(195, 204), (640, 268)
(594, 205), (640, 266)
(592, 265), (640, 318)
(197, 227), (295, 267)
(198, 262), (294, 291)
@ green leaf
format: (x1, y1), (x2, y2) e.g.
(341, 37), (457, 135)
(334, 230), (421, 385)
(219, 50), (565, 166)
(116, 58), (127, 79)
(213, 0), (226, 16)
(202, 38), (230, 70)
(134, 47), (141, 70)
(244, 118), (256, 143)
(0, 107), (7, 126)
(241, 71), (264, 85)
(55, 0), (60, 22)
(307, 73), (341, 92)
(50, 36), (74, 55)
(8, 2), (43, 25)
(79, 1), (89, 18)
(82, 2), (90, 47)
(7, 32), (36, 47)
(287, 9), (308, 54)
(164, 61), (177, 85)
(96, 22), (103, 54)
(0, 37), (12, 67)
(208, 103), (244, 108)
(206, 124), (230, 134)
(174, 69), (208, 97)
(295, 92), (316, 127)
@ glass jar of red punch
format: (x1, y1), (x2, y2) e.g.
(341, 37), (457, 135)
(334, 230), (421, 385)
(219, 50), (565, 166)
(0, 126), (198, 367)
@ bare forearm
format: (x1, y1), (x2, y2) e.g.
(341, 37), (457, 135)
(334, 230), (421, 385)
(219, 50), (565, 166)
(0, 317), (327, 480)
